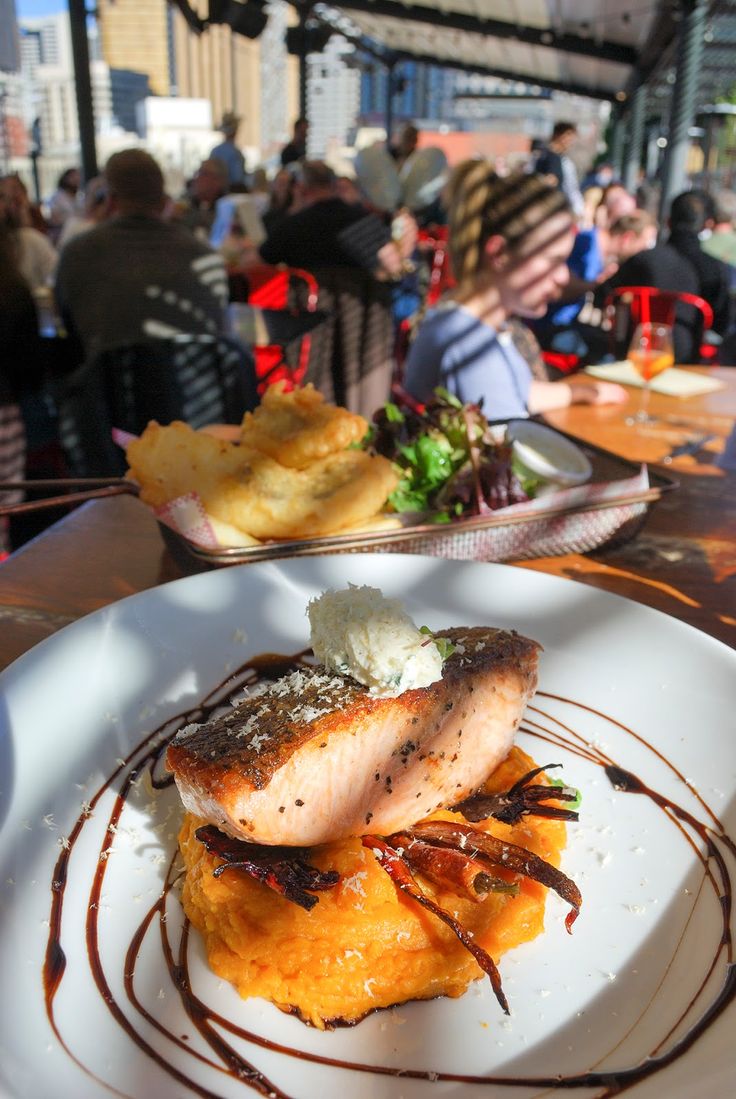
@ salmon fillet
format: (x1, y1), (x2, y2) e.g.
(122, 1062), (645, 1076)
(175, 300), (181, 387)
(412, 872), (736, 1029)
(166, 627), (540, 846)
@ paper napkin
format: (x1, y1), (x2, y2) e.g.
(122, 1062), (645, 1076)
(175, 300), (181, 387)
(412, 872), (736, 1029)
(585, 361), (725, 397)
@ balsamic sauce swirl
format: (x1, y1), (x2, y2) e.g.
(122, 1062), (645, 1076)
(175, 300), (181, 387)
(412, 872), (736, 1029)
(42, 659), (736, 1098)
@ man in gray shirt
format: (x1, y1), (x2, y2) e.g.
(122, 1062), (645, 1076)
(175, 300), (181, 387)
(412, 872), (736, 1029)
(55, 149), (228, 358)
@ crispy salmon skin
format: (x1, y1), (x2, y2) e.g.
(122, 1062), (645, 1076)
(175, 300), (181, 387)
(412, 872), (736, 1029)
(166, 627), (540, 846)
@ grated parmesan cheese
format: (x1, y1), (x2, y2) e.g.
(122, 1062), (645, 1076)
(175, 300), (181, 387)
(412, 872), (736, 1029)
(307, 585), (444, 697)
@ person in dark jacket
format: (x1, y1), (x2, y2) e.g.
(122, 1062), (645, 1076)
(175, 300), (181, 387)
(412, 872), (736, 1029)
(667, 190), (732, 338)
(596, 212), (703, 362)
(259, 161), (402, 276)
(534, 122), (584, 218)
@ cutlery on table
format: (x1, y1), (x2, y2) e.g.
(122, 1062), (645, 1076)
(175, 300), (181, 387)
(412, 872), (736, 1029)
(661, 434), (716, 464)
(0, 478), (138, 516)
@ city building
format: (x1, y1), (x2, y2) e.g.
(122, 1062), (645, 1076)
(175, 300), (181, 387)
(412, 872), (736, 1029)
(19, 15), (116, 154)
(96, 0), (297, 163)
(97, 0), (170, 97)
(308, 35), (360, 163)
(1, 0), (25, 168)
(136, 94), (216, 191)
(110, 69), (152, 135)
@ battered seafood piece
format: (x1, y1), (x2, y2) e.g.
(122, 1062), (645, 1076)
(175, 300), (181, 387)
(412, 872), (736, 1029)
(239, 383), (368, 468)
(127, 421), (248, 510)
(166, 626), (540, 847)
(126, 419), (398, 540)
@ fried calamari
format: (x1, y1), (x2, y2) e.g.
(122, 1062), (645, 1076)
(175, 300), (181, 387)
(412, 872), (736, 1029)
(239, 383), (368, 469)
(127, 416), (398, 541)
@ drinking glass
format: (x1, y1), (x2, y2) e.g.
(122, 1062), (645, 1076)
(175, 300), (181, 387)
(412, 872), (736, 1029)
(627, 322), (674, 424)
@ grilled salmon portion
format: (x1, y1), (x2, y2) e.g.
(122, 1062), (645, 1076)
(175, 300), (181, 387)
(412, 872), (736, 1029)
(166, 627), (540, 846)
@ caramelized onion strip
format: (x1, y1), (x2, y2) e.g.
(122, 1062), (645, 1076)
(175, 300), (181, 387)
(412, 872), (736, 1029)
(456, 764), (579, 825)
(195, 825), (340, 911)
(362, 834), (510, 1014)
(388, 832), (519, 902)
(408, 821), (582, 933)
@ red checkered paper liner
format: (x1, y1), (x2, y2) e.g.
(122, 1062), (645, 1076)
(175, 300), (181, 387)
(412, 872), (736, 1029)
(155, 493), (221, 549)
(153, 467), (652, 562)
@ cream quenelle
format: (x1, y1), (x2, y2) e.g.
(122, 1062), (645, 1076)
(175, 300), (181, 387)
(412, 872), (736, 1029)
(307, 584), (445, 697)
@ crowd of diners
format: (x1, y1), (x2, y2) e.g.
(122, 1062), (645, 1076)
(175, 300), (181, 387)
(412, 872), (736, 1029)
(2, 115), (735, 553)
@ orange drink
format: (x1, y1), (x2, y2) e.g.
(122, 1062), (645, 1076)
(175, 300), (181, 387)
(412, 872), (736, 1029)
(627, 321), (674, 425)
(629, 348), (675, 382)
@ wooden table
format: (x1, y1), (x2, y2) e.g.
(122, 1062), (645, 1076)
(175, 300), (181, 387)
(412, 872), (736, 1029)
(0, 368), (734, 672)
(524, 367), (736, 648)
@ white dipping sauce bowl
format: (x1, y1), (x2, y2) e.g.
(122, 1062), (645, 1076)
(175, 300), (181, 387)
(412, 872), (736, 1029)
(507, 420), (592, 490)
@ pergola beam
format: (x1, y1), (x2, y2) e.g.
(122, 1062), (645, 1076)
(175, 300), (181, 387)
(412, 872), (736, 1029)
(332, 0), (638, 66)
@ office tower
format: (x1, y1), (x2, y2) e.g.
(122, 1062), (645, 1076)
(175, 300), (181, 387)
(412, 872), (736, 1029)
(97, 0), (170, 96)
(19, 15), (115, 155)
(308, 36), (360, 159)
(0, 0), (24, 167)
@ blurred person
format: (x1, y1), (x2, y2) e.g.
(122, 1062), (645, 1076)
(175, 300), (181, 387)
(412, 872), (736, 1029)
(595, 209), (702, 362)
(403, 164), (627, 419)
(581, 161), (616, 192)
(0, 175), (57, 291)
(701, 189), (736, 269)
(607, 210), (660, 263)
(0, 173), (32, 226)
(210, 111), (246, 187)
(47, 168), (81, 233)
(537, 211), (659, 362)
(262, 168), (296, 235)
(667, 190), (731, 337)
(580, 185), (603, 230)
(1, 173), (48, 233)
(635, 177), (661, 219)
(248, 167), (271, 215)
(595, 182), (637, 229)
(57, 176), (110, 249)
(335, 174), (366, 207)
(534, 122), (584, 219)
(533, 209), (652, 356)
(0, 222), (46, 555)
(280, 117), (308, 168)
(55, 149), (228, 357)
(390, 123), (419, 168)
(173, 158), (229, 240)
(258, 161), (407, 278)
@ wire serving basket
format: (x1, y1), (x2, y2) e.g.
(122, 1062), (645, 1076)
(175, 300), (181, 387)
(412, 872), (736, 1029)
(155, 431), (677, 573)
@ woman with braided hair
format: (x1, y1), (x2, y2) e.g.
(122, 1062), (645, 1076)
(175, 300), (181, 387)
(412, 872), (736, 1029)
(404, 162), (627, 419)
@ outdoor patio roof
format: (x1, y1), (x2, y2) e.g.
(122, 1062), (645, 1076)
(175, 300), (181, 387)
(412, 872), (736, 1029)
(315, 0), (736, 109)
(320, 0), (669, 102)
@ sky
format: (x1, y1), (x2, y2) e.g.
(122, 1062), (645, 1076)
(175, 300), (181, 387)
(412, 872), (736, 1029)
(17, 0), (66, 16)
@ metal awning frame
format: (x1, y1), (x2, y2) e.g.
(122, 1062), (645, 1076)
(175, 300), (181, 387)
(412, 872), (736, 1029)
(303, 0), (732, 212)
(323, 0), (640, 67)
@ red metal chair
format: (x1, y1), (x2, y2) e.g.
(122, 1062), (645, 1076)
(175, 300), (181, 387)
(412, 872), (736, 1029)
(233, 264), (320, 393)
(419, 225), (453, 308)
(540, 350), (582, 375)
(603, 286), (715, 363)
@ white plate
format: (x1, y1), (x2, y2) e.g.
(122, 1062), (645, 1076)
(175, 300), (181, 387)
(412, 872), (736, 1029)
(0, 556), (734, 1099)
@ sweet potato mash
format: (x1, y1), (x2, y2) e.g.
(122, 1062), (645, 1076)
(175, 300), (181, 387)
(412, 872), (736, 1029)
(178, 747), (567, 1028)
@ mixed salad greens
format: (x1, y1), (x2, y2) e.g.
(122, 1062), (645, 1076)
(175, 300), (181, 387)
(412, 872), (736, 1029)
(366, 389), (532, 522)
